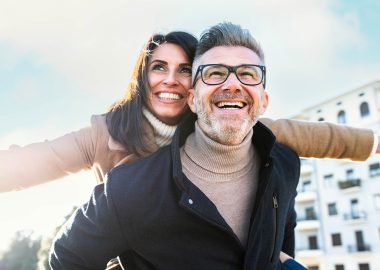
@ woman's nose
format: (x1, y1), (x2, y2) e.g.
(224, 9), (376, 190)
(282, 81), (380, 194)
(163, 71), (179, 85)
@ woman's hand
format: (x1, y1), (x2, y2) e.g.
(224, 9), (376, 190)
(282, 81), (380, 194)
(280, 251), (308, 270)
(279, 251), (292, 263)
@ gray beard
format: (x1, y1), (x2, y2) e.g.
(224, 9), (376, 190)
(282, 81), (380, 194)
(195, 97), (260, 145)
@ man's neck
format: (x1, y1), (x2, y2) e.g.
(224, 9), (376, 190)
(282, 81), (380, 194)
(181, 121), (255, 182)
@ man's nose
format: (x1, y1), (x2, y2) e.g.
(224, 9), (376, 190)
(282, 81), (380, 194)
(222, 72), (242, 91)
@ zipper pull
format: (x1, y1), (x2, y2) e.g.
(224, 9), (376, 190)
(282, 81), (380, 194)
(273, 195), (278, 208)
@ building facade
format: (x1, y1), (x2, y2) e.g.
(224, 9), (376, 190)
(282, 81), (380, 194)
(293, 81), (380, 270)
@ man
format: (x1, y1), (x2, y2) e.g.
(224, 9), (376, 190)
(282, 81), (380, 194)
(49, 22), (302, 269)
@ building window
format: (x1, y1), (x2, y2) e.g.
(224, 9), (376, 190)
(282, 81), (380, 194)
(331, 233), (342, 246)
(335, 265), (345, 270)
(305, 207), (316, 220)
(318, 117), (325, 121)
(369, 163), (380, 177)
(374, 194), (380, 210)
(337, 110), (346, 123)
(309, 235), (318, 250)
(302, 180), (312, 192)
(346, 169), (354, 180)
(359, 263), (370, 270)
(360, 102), (370, 117)
(328, 203), (338, 216)
(324, 174), (334, 188)
(351, 199), (359, 215)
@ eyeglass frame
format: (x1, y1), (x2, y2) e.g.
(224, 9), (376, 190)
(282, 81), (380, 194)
(192, 64), (266, 88)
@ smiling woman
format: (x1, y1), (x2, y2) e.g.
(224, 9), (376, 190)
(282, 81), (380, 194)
(146, 43), (192, 125)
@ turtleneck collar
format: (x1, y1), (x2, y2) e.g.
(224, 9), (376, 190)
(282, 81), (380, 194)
(142, 107), (177, 147)
(181, 121), (256, 182)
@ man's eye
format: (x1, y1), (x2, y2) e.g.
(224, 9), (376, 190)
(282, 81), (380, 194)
(239, 72), (255, 78)
(238, 70), (259, 80)
(209, 71), (226, 77)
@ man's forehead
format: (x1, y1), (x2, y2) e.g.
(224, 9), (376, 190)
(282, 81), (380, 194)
(198, 46), (262, 66)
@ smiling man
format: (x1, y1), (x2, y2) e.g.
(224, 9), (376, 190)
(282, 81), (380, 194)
(49, 22), (302, 270)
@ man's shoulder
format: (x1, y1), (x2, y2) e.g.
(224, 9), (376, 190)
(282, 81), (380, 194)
(106, 145), (172, 186)
(272, 142), (299, 159)
(271, 143), (300, 184)
(102, 145), (174, 210)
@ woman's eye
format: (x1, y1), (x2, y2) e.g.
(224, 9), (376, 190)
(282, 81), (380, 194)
(180, 66), (192, 75)
(151, 64), (166, 71)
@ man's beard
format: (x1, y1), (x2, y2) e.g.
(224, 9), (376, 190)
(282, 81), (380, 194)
(194, 93), (261, 145)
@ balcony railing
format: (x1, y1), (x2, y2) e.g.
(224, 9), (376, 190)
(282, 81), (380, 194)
(347, 244), (371, 252)
(343, 211), (367, 221)
(337, 178), (361, 190)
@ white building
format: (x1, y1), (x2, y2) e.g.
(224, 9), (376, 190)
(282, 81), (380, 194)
(293, 81), (380, 270)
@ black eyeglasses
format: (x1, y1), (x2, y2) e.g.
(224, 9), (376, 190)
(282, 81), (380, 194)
(192, 64), (266, 88)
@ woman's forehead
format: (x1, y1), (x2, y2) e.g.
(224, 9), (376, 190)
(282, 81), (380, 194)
(150, 43), (190, 63)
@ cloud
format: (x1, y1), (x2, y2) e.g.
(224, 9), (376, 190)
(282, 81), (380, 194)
(0, 0), (378, 119)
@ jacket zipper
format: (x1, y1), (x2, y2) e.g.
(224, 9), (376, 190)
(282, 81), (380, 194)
(270, 194), (278, 262)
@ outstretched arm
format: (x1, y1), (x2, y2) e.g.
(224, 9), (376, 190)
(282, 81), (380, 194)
(260, 118), (374, 161)
(0, 115), (103, 192)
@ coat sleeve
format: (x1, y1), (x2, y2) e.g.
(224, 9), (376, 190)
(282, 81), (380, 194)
(260, 118), (374, 161)
(49, 181), (126, 270)
(0, 115), (102, 192)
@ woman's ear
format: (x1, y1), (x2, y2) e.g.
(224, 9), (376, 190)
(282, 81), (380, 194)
(187, 89), (196, 113)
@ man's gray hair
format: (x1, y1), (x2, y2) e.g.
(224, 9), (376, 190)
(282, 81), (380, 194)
(194, 22), (265, 64)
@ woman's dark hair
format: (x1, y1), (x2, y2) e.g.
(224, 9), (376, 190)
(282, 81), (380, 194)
(106, 31), (198, 156)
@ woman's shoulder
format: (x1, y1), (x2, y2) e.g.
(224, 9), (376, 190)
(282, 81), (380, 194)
(90, 114), (107, 128)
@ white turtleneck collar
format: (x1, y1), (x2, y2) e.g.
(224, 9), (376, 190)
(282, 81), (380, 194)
(142, 107), (177, 147)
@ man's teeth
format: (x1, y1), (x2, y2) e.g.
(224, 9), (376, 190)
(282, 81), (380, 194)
(158, 92), (181, 100)
(216, 101), (244, 109)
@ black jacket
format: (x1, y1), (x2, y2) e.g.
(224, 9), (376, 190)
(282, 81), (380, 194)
(50, 115), (300, 270)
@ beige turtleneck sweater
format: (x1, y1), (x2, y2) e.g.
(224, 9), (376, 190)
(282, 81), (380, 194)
(180, 121), (261, 247)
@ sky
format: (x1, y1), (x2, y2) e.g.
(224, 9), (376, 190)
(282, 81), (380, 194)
(0, 0), (379, 253)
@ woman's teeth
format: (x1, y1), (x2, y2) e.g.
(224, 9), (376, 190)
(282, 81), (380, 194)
(158, 92), (181, 100)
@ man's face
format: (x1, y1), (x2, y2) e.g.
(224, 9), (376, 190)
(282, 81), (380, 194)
(188, 46), (268, 145)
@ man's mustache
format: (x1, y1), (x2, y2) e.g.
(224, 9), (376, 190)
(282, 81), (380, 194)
(211, 92), (253, 105)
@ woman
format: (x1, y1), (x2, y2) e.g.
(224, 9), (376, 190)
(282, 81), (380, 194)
(0, 31), (375, 193)
(1, 31), (371, 269)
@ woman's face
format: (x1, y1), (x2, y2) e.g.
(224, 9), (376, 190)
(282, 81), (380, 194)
(146, 43), (192, 125)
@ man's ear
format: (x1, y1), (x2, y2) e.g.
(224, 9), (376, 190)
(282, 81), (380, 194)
(260, 91), (269, 115)
(187, 88), (196, 113)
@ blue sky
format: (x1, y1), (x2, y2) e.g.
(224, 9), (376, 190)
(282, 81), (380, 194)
(0, 0), (379, 252)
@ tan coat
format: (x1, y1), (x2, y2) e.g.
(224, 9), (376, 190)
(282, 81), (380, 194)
(0, 115), (374, 192)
